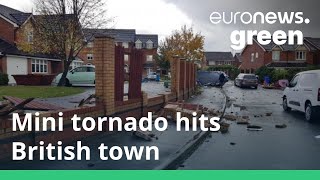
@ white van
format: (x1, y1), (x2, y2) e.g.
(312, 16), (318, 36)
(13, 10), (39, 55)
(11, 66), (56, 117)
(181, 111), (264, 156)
(283, 70), (320, 122)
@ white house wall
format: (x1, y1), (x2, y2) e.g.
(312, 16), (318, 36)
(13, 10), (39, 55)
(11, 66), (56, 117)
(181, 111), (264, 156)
(6, 56), (28, 84)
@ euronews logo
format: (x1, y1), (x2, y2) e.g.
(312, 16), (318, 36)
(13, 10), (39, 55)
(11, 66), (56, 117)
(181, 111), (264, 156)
(209, 12), (311, 50)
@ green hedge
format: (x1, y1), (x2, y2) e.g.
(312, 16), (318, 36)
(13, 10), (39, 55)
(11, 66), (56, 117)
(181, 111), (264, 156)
(0, 73), (9, 85)
(255, 66), (320, 83)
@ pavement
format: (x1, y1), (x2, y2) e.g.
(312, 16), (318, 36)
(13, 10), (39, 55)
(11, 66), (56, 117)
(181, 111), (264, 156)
(37, 81), (170, 109)
(178, 81), (320, 170)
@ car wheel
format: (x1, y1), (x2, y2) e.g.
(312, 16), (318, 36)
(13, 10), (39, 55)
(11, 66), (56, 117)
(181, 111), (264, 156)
(283, 98), (291, 112)
(305, 102), (316, 122)
(65, 79), (72, 87)
(254, 86), (258, 89)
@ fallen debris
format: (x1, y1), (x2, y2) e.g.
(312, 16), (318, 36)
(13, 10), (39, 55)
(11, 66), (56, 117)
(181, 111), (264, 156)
(247, 125), (263, 131)
(219, 122), (230, 134)
(230, 142), (236, 146)
(315, 135), (320, 139)
(266, 112), (273, 116)
(133, 129), (156, 141)
(224, 114), (237, 121)
(275, 124), (287, 129)
(237, 119), (250, 125)
(0, 98), (34, 116)
(78, 94), (96, 107)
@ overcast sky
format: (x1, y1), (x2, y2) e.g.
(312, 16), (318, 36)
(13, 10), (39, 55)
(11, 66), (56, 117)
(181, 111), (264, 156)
(1, 0), (319, 52)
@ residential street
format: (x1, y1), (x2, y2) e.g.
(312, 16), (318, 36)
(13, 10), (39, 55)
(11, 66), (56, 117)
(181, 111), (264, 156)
(179, 81), (320, 170)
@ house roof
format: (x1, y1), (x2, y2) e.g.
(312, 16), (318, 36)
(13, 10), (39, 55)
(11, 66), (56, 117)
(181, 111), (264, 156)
(135, 34), (159, 48)
(83, 29), (159, 48)
(205, 52), (234, 61)
(304, 37), (320, 50)
(0, 4), (32, 26)
(83, 29), (136, 43)
(252, 36), (317, 51)
(0, 38), (59, 60)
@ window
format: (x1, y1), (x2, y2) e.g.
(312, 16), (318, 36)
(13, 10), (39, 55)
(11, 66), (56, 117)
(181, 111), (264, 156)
(135, 40), (142, 49)
(87, 67), (95, 72)
(251, 53), (255, 62)
(272, 51), (280, 61)
(255, 52), (259, 58)
(87, 54), (93, 61)
(296, 51), (306, 60)
(122, 42), (129, 48)
(146, 40), (153, 49)
(74, 67), (86, 72)
(32, 59), (48, 73)
(27, 31), (33, 43)
(124, 55), (129, 62)
(70, 61), (83, 70)
(290, 75), (300, 87)
(146, 55), (153, 62)
(87, 42), (94, 48)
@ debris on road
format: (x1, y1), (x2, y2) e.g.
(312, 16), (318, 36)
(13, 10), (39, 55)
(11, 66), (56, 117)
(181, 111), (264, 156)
(133, 129), (156, 141)
(247, 125), (263, 131)
(219, 122), (230, 134)
(224, 114), (237, 121)
(315, 135), (320, 139)
(275, 124), (287, 129)
(266, 112), (273, 116)
(237, 119), (250, 125)
(230, 142), (236, 146)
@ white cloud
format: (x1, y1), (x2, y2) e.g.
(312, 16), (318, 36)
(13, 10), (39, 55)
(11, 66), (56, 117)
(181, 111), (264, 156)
(108, 0), (192, 41)
(1, 0), (192, 42)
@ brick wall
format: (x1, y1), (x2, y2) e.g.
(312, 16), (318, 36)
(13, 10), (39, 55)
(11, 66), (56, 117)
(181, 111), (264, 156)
(241, 41), (266, 73)
(0, 18), (16, 44)
(0, 36), (197, 161)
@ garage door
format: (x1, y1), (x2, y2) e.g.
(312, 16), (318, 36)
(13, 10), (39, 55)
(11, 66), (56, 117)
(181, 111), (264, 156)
(6, 57), (28, 84)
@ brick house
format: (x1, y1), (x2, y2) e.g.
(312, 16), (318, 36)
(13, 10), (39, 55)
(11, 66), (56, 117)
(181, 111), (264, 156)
(0, 4), (62, 84)
(239, 37), (320, 73)
(81, 29), (159, 77)
(204, 52), (235, 67)
(233, 53), (242, 68)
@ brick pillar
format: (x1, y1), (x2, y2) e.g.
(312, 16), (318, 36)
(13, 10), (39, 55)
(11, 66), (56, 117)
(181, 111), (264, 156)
(142, 91), (148, 116)
(94, 36), (115, 116)
(170, 56), (180, 100)
(180, 59), (187, 100)
(187, 61), (192, 96)
(194, 63), (197, 89)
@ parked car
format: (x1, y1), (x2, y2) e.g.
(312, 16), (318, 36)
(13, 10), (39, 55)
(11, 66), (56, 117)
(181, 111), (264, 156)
(147, 72), (157, 80)
(282, 70), (320, 122)
(52, 65), (95, 86)
(234, 74), (258, 89)
(197, 71), (228, 86)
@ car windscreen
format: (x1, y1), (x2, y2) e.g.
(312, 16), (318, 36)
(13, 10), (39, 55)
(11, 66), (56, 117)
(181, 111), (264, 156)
(243, 75), (256, 79)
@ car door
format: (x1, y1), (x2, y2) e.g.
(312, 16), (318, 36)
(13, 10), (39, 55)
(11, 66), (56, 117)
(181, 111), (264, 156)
(287, 74), (301, 110)
(68, 67), (86, 85)
(85, 67), (95, 84)
(298, 73), (316, 111)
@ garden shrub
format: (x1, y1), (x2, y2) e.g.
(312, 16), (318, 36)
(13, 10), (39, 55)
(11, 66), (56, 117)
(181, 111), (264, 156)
(0, 73), (9, 85)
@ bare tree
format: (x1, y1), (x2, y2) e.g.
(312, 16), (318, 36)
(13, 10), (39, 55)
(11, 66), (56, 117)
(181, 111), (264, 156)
(32, 0), (112, 86)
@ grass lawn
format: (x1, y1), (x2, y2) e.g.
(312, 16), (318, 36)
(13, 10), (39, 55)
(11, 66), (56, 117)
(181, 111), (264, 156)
(0, 86), (85, 100)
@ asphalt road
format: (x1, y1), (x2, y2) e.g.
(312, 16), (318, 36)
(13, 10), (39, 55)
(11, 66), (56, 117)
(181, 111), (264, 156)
(179, 81), (320, 170)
